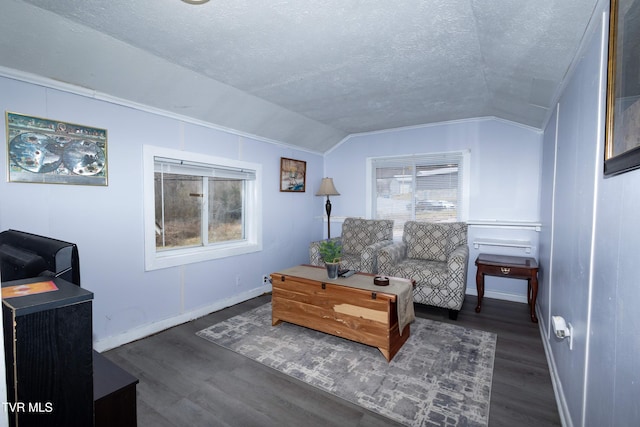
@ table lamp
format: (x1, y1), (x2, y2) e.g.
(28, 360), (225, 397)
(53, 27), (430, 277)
(316, 178), (340, 238)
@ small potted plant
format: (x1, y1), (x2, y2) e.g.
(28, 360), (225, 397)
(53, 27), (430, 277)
(318, 239), (342, 279)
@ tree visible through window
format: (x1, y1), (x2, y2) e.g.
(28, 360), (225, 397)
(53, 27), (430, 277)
(208, 178), (243, 243)
(144, 145), (262, 271)
(154, 172), (245, 250)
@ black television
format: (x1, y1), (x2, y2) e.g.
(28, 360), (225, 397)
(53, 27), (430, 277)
(0, 230), (80, 286)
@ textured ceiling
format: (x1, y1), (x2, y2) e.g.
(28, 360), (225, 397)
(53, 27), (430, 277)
(1, 0), (601, 152)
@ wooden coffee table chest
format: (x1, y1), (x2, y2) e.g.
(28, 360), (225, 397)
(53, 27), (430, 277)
(271, 265), (412, 362)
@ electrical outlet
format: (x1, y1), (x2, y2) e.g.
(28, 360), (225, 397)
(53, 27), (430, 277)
(262, 274), (272, 285)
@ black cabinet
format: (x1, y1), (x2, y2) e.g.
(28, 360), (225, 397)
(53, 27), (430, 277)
(93, 351), (139, 427)
(2, 277), (94, 427)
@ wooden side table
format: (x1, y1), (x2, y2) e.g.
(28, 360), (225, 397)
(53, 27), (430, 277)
(475, 253), (539, 323)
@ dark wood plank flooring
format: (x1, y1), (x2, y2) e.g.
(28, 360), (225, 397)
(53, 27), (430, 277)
(103, 294), (561, 427)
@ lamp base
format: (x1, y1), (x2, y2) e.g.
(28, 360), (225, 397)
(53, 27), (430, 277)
(325, 197), (332, 239)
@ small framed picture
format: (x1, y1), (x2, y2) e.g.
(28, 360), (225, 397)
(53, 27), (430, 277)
(280, 157), (306, 192)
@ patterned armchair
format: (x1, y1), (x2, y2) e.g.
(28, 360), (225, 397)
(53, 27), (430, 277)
(309, 218), (394, 274)
(377, 221), (468, 320)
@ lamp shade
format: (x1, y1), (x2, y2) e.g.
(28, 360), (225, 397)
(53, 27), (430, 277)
(316, 178), (340, 196)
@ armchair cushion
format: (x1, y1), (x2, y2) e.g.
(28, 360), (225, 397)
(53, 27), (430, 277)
(377, 221), (469, 318)
(341, 218), (393, 254)
(404, 222), (450, 262)
(309, 217), (393, 274)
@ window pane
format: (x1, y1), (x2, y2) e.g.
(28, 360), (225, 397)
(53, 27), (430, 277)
(155, 172), (203, 250)
(375, 166), (413, 239)
(414, 164), (458, 223)
(373, 153), (463, 239)
(208, 178), (244, 243)
(145, 146), (262, 271)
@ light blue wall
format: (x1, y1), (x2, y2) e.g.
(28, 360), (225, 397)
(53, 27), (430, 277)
(591, 145), (640, 424)
(325, 119), (543, 302)
(0, 75), (325, 350)
(539, 3), (640, 426)
(542, 25), (601, 425)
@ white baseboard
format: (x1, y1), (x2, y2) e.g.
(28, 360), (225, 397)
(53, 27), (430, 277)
(538, 306), (572, 427)
(94, 286), (525, 351)
(465, 287), (528, 304)
(93, 284), (271, 352)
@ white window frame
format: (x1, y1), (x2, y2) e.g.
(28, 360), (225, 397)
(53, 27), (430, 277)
(366, 150), (470, 230)
(143, 145), (262, 271)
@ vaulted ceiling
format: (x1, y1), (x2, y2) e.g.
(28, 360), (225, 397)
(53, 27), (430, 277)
(1, 0), (601, 152)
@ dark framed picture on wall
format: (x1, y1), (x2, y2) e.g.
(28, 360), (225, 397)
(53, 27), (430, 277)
(5, 111), (108, 185)
(605, 0), (640, 176)
(280, 157), (306, 192)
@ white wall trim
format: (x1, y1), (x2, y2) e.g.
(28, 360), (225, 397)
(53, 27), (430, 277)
(468, 220), (542, 231)
(329, 116), (543, 155)
(93, 285), (271, 352)
(547, 104), (560, 344)
(539, 306), (574, 427)
(580, 10), (608, 425)
(0, 65), (323, 156)
(464, 288), (528, 304)
(0, 65), (545, 159)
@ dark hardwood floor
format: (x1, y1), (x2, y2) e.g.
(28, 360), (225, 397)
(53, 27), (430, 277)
(103, 294), (561, 427)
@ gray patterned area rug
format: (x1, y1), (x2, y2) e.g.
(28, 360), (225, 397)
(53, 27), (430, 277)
(197, 303), (496, 426)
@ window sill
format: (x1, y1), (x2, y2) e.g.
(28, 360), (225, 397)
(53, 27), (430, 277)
(145, 241), (262, 271)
